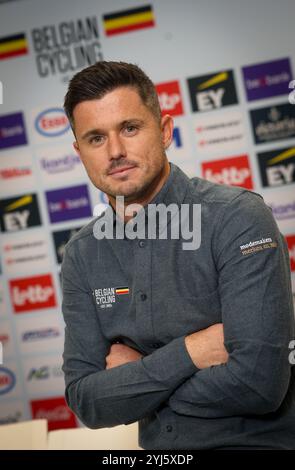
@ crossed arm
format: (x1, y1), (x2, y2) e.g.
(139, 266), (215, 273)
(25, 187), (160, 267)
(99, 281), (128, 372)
(62, 192), (294, 428)
(106, 324), (228, 371)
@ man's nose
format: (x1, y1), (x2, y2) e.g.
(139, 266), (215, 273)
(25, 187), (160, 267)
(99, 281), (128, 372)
(107, 133), (127, 159)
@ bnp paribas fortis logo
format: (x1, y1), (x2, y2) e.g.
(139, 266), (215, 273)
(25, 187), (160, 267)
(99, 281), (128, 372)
(187, 70), (238, 113)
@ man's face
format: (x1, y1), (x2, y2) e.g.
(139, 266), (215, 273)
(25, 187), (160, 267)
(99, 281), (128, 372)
(72, 86), (173, 204)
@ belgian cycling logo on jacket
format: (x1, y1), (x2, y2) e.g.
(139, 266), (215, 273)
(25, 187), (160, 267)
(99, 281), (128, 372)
(93, 286), (130, 309)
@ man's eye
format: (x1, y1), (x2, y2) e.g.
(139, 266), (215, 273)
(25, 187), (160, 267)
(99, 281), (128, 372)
(89, 135), (104, 144)
(124, 125), (138, 135)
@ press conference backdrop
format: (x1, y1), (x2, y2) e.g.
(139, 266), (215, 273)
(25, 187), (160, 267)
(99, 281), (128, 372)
(0, 0), (294, 430)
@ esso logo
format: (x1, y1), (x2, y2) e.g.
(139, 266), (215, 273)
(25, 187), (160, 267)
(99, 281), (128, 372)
(0, 367), (16, 395)
(35, 108), (70, 137)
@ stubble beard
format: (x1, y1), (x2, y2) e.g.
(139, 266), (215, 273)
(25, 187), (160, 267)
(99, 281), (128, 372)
(101, 158), (167, 203)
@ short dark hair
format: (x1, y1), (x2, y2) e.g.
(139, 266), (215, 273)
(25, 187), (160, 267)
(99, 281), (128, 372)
(64, 61), (161, 129)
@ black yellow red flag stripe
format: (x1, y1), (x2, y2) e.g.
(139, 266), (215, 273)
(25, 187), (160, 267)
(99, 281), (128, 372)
(115, 287), (130, 295)
(0, 33), (28, 60)
(103, 5), (155, 36)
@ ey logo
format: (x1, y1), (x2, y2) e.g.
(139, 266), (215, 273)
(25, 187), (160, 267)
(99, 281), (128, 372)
(188, 70), (238, 112)
(0, 194), (41, 232)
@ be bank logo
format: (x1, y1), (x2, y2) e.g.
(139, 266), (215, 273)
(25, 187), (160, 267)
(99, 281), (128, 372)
(32, 107), (70, 143)
(0, 111), (28, 150)
(9, 274), (57, 313)
(156, 81), (184, 116)
(46, 184), (92, 223)
(242, 57), (293, 102)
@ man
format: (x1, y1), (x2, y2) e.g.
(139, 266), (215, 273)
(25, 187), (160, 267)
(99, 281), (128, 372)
(61, 61), (295, 449)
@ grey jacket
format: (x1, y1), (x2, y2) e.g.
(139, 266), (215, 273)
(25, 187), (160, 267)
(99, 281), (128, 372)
(61, 162), (295, 449)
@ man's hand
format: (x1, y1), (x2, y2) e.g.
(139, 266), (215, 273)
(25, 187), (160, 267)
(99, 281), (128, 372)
(106, 343), (143, 369)
(185, 323), (229, 369)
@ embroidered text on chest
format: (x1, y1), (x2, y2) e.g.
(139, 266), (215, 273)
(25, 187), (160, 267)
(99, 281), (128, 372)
(93, 286), (129, 309)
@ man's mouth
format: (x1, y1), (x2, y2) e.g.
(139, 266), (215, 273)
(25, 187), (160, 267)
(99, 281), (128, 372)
(108, 165), (137, 178)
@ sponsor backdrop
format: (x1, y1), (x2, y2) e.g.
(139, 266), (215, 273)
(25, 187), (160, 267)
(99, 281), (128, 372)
(0, 0), (295, 430)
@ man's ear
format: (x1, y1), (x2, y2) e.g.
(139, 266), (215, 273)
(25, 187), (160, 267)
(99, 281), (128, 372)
(161, 114), (174, 150)
(73, 140), (81, 157)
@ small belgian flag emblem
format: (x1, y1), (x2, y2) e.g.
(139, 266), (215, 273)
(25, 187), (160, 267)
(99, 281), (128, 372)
(0, 33), (28, 60)
(103, 5), (155, 36)
(115, 287), (130, 295)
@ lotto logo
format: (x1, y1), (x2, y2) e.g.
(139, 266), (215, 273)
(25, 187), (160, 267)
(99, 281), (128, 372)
(285, 235), (295, 271)
(201, 155), (253, 189)
(156, 81), (184, 116)
(9, 274), (57, 313)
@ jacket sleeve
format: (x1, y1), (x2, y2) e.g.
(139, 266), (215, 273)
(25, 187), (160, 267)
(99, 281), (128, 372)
(61, 239), (197, 429)
(169, 190), (294, 418)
